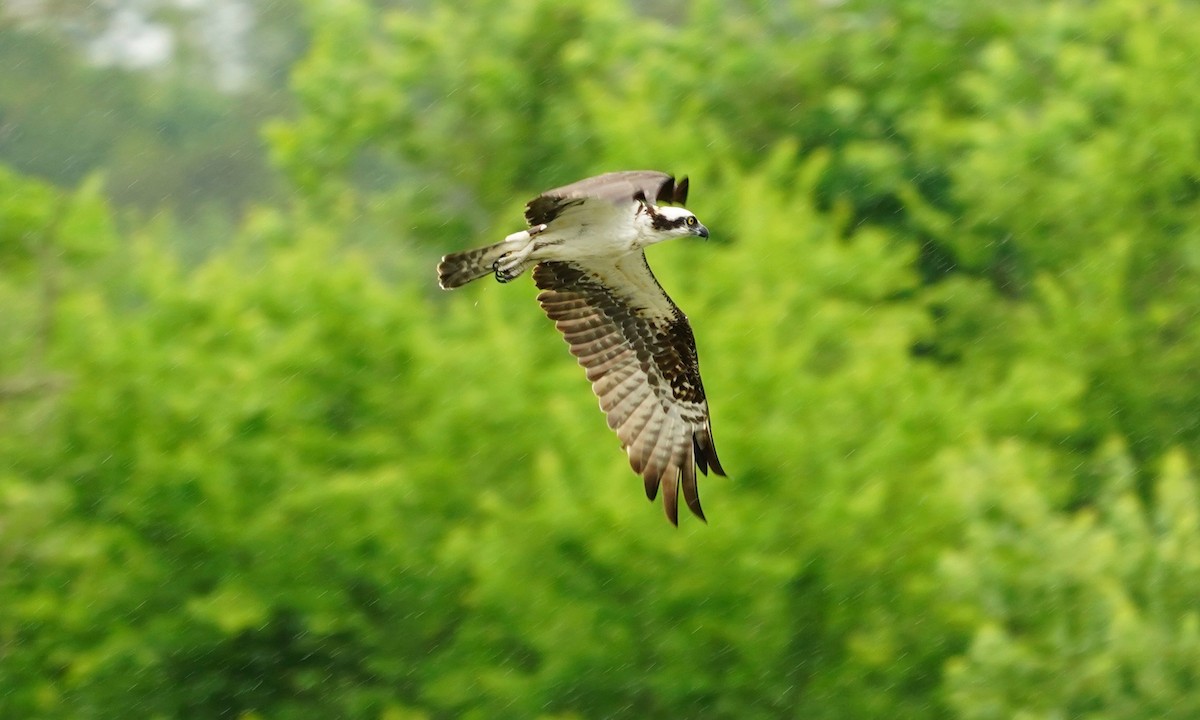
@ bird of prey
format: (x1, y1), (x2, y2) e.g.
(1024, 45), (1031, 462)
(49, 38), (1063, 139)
(437, 171), (726, 524)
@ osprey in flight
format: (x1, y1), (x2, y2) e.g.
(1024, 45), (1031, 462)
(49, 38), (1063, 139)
(437, 171), (726, 524)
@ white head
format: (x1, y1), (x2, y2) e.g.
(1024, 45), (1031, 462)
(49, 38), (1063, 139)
(643, 204), (710, 243)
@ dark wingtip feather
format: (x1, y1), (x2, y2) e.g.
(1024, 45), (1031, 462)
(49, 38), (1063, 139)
(655, 176), (690, 206)
(707, 450), (727, 478)
(694, 426), (727, 478)
(662, 472), (680, 526)
(694, 435), (709, 476)
(655, 177), (675, 205)
(643, 474), (659, 501)
(681, 459), (705, 522)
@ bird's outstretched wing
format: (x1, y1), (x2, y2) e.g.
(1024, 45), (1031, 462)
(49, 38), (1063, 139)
(525, 171), (690, 228)
(533, 254), (724, 524)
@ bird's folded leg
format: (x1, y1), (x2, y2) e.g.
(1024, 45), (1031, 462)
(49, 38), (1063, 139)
(502, 224), (548, 244)
(493, 243), (535, 283)
(494, 257), (531, 283)
(494, 225), (550, 282)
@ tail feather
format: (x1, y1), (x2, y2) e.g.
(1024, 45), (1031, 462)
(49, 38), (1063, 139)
(437, 242), (511, 289)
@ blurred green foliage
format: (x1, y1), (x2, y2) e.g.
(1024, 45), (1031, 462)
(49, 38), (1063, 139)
(3, 0), (1200, 717)
(0, 14), (287, 223)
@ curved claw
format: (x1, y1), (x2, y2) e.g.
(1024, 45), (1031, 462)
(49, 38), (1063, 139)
(493, 253), (512, 283)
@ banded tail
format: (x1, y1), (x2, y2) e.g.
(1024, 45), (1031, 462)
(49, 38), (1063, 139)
(438, 228), (543, 289)
(437, 243), (508, 289)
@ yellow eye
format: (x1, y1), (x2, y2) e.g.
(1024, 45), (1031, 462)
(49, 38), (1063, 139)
(685, 216), (697, 227)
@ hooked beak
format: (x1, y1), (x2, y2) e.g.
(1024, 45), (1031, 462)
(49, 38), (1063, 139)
(695, 224), (710, 239)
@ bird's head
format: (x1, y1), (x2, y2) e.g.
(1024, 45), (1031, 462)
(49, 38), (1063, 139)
(649, 205), (710, 241)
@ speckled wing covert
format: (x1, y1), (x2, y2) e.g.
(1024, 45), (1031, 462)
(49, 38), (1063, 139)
(524, 171), (690, 227)
(533, 253), (725, 524)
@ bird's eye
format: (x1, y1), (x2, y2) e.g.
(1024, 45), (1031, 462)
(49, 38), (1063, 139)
(685, 216), (697, 227)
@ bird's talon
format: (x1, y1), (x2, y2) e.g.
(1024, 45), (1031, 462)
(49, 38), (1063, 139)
(493, 252), (518, 282)
(494, 264), (517, 283)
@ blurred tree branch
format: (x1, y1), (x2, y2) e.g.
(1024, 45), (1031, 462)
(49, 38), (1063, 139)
(0, 373), (69, 401)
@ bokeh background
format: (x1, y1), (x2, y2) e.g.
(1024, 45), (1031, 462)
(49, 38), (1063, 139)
(3, 0), (1200, 717)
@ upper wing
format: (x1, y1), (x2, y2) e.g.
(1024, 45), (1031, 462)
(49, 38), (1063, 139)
(533, 254), (725, 524)
(525, 171), (690, 228)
